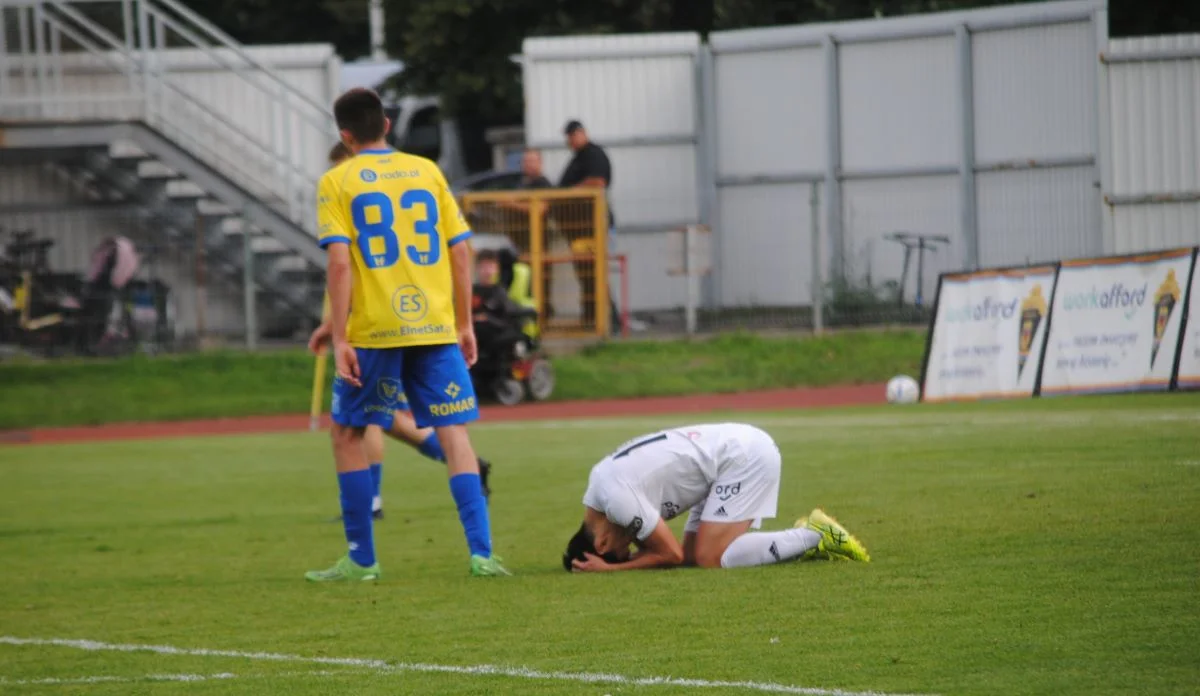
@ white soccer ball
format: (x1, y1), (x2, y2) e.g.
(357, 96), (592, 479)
(886, 375), (920, 405)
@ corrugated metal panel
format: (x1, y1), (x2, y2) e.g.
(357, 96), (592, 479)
(839, 37), (958, 171)
(714, 47), (825, 178)
(709, 0), (1101, 53)
(1111, 202), (1200, 253)
(614, 231), (690, 311)
(973, 21), (1097, 162)
(841, 175), (959, 303)
(1107, 35), (1200, 196)
(539, 144), (696, 229)
(523, 33), (699, 144)
(717, 183), (819, 306)
(976, 166), (1100, 267)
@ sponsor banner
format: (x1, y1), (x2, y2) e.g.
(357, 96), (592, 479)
(1174, 249), (1200, 389)
(922, 265), (1058, 402)
(1040, 249), (1195, 396)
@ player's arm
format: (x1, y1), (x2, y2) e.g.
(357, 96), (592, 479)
(604, 521), (685, 571)
(437, 173), (474, 333)
(316, 174), (354, 347)
(449, 240), (473, 331)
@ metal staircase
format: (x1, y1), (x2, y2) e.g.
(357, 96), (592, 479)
(0, 0), (336, 336)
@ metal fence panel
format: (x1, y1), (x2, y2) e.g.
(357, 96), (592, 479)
(976, 166), (1101, 267)
(839, 36), (959, 172)
(972, 22), (1097, 163)
(841, 175), (959, 306)
(713, 47), (825, 178)
(716, 183), (818, 307)
(1112, 203), (1200, 253)
(1104, 34), (1200, 252)
(522, 33), (700, 145)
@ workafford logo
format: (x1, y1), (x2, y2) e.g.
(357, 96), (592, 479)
(1061, 281), (1147, 319)
(1151, 269), (1182, 368)
(942, 296), (1018, 324)
(1017, 284), (1047, 379)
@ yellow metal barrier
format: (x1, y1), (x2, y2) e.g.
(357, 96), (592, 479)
(459, 188), (610, 339)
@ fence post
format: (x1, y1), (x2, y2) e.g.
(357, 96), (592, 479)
(529, 195), (545, 328)
(242, 218), (257, 350)
(955, 24), (980, 271)
(810, 182), (824, 334)
(593, 190), (610, 337)
(822, 35), (846, 281)
(685, 224), (698, 336)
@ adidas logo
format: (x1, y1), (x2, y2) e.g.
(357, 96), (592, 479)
(768, 542), (781, 562)
(714, 506), (727, 517)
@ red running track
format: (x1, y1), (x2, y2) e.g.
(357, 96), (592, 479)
(2, 383), (885, 446)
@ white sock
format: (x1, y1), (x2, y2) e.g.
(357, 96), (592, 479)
(719, 528), (823, 568)
(372, 495), (383, 513)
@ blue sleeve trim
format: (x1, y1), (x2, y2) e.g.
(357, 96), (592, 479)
(319, 235), (351, 249)
(448, 230), (473, 247)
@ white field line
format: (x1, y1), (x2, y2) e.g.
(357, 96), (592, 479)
(0, 671), (337, 686)
(0, 636), (936, 696)
(474, 409), (1200, 432)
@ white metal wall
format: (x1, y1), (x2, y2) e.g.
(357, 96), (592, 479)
(522, 33), (701, 311)
(1104, 34), (1200, 253)
(972, 21), (1101, 267)
(707, 0), (1107, 311)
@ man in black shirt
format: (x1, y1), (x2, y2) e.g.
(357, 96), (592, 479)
(558, 120), (618, 331)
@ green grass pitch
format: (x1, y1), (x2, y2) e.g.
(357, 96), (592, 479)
(1, 393), (1198, 695)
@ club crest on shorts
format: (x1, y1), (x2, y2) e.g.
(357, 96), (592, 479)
(377, 378), (403, 406)
(626, 516), (643, 535)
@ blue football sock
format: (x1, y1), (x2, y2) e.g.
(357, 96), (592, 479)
(338, 469), (376, 567)
(369, 462), (383, 499)
(418, 432), (446, 462)
(449, 473), (491, 558)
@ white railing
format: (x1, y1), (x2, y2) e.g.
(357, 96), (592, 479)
(0, 0), (336, 232)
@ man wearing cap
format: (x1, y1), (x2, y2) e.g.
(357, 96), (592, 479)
(558, 120), (619, 332)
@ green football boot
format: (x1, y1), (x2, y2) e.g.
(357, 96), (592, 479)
(305, 555), (381, 582)
(470, 554), (512, 577)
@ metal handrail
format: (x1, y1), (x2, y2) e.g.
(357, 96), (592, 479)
(33, 4), (320, 223)
(150, 0), (335, 120)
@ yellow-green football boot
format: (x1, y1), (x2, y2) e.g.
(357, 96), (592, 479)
(803, 509), (870, 562)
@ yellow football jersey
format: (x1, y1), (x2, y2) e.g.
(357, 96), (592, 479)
(316, 148), (471, 348)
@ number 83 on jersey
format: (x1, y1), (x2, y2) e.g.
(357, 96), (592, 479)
(350, 188), (441, 269)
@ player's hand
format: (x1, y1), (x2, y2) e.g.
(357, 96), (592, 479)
(332, 339), (361, 387)
(571, 553), (613, 573)
(458, 325), (478, 367)
(308, 322), (332, 355)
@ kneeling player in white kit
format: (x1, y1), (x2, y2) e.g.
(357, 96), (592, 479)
(564, 423), (870, 572)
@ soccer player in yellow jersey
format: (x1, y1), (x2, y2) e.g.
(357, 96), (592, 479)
(312, 143), (492, 524)
(306, 88), (509, 580)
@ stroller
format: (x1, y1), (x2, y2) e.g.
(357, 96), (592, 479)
(1, 231), (143, 356)
(469, 280), (555, 406)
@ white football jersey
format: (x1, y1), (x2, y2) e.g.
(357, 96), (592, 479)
(581, 423), (768, 542)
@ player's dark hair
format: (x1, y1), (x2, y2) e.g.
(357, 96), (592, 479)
(328, 141), (352, 165)
(333, 88), (387, 144)
(475, 249), (500, 264)
(562, 521), (623, 572)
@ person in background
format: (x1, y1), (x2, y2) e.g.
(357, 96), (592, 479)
(315, 142), (494, 521)
(558, 120), (623, 334)
(309, 89), (508, 580)
(473, 249), (536, 348)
